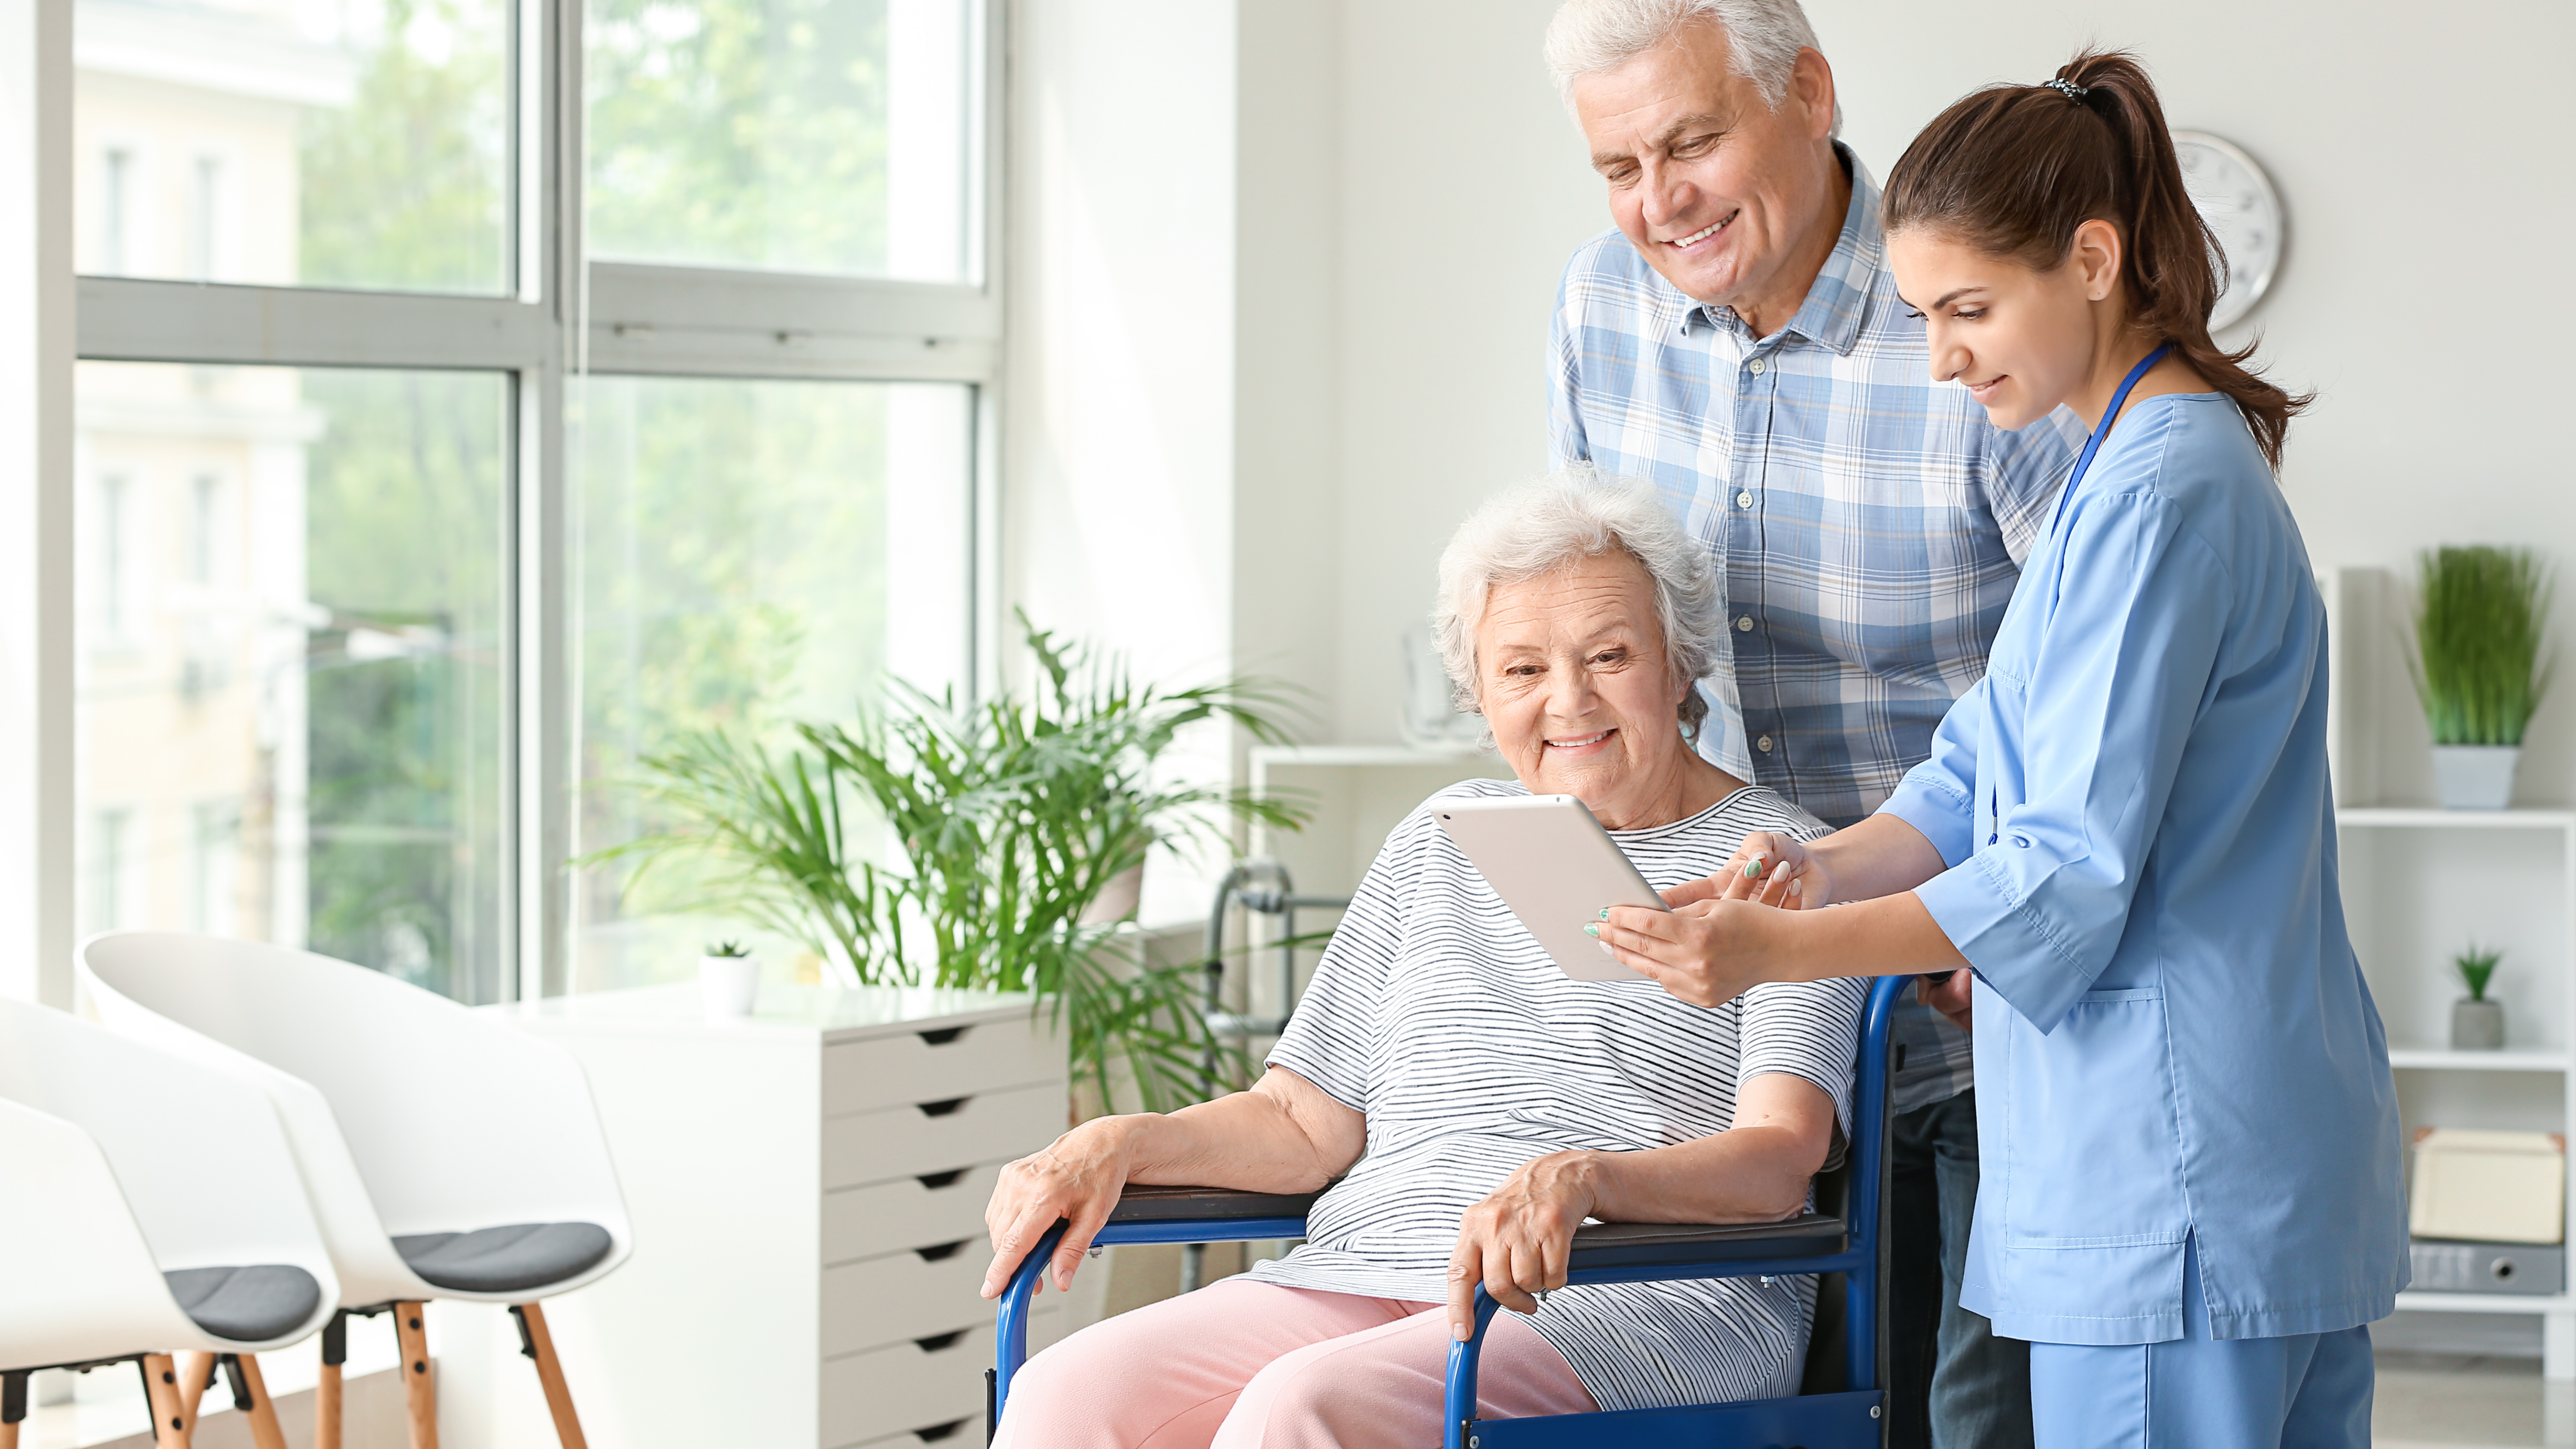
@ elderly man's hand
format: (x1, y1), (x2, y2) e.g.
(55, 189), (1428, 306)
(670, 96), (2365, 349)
(1447, 1151), (1601, 1341)
(980, 1118), (1138, 1300)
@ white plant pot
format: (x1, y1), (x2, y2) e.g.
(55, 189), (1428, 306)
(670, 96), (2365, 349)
(699, 954), (760, 1021)
(1080, 863), (1147, 927)
(2433, 745), (2521, 811)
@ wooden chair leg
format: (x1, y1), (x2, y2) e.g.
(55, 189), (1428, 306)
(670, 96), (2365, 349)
(231, 1356), (288, 1449)
(511, 1304), (588, 1449)
(317, 1311), (347, 1449)
(139, 1354), (191, 1449)
(2, 1368), (27, 1449)
(394, 1302), (438, 1449)
(173, 1352), (216, 1434)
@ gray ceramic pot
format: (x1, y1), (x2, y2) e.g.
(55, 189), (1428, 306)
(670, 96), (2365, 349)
(2452, 998), (2505, 1051)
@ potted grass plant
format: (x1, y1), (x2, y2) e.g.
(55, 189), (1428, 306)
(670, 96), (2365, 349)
(2411, 545), (2553, 810)
(2451, 944), (2505, 1051)
(589, 614), (1309, 1112)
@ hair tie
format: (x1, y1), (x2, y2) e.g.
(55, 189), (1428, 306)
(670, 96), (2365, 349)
(2042, 77), (2091, 103)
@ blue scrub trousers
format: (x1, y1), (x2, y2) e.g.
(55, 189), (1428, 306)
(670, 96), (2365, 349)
(2026, 1239), (2373, 1449)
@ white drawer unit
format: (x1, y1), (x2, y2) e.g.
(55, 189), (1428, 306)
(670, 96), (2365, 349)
(483, 983), (1069, 1449)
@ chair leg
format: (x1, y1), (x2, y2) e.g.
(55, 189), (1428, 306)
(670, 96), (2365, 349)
(138, 1354), (191, 1449)
(394, 1302), (439, 1449)
(317, 1311), (347, 1449)
(510, 1304), (589, 1449)
(231, 1356), (289, 1449)
(173, 1352), (216, 1434)
(2, 1367), (28, 1449)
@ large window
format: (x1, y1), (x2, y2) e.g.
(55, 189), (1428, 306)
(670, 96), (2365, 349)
(69, 0), (996, 1002)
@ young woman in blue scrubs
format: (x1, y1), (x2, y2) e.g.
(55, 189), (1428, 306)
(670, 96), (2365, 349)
(1592, 51), (2408, 1449)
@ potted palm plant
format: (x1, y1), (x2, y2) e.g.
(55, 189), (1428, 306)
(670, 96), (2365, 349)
(2411, 545), (2553, 810)
(589, 614), (1308, 1112)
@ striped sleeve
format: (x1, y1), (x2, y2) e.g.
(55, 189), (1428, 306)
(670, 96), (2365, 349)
(1738, 978), (1868, 1133)
(1264, 806), (1431, 1113)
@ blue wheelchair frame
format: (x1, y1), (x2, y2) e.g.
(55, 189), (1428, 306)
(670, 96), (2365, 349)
(993, 973), (1908, 1448)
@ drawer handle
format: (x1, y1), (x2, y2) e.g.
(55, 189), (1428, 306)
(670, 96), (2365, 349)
(915, 1239), (971, 1263)
(917, 1027), (969, 1046)
(914, 1330), (968, 1354)
(917, 1097), (969, 1118)
(913, 1417), (972, 1443)
(917, 1168), (969, 1191)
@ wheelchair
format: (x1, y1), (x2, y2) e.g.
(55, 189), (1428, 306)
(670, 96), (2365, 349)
(990, 972), (1908, 1448)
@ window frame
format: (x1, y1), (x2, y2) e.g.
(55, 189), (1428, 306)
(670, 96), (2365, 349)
(64, 0), (1005, 1000)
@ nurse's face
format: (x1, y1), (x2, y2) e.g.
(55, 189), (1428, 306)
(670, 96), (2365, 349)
(1474, 551), (1693, 831)
(1887, 221), (2120, 431)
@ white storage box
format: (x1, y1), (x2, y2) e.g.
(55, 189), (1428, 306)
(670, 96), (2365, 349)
(2410, 1128), (2567, 1245)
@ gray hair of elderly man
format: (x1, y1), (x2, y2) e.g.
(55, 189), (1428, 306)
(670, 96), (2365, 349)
(1542, 0), (1843, 136)
(1432, 467), (1724, 742)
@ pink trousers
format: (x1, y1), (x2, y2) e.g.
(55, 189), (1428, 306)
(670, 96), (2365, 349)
(989, 1277), (1598, 1449)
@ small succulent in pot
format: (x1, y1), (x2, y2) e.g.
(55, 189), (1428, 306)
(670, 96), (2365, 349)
(2451, 943), (2505, 1051)
(705, 940), (751, 959)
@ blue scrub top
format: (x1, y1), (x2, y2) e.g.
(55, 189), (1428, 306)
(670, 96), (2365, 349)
(1881, 392), (2408, 1346)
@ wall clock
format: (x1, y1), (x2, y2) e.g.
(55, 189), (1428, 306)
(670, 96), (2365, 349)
(2172, 130), (2284, 331)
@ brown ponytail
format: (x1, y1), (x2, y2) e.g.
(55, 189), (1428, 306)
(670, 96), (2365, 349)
(1883, 50), (2309, 469)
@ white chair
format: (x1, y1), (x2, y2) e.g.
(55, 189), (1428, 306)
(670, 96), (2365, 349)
(0, 999), (340, 1449)
(80, 932), (632, 1449)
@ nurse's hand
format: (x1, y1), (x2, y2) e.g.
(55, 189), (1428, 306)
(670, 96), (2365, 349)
(1447, 1151), (1598, 1340)
(1597, 896), (1778, 1009)
(1691, 830), (1835, 910)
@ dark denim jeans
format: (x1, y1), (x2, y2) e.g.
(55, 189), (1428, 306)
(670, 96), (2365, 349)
(1887, 1088), (2032, 1449)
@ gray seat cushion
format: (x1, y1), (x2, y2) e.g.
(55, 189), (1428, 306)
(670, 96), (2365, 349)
(393, 1222), (613, 1294)
(163, 1265), (322, 1342)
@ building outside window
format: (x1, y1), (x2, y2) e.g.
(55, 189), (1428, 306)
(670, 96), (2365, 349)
(67, 0), (996, 1003)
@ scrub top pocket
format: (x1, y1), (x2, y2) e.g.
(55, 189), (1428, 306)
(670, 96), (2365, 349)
(1996, 984), (2191, 1241)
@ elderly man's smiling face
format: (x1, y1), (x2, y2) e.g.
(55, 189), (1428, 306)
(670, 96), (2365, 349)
(1475, 550), (1698, 830)
(1571, 21), (1843, 334)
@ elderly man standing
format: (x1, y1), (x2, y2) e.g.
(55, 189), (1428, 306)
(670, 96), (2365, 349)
(1541, 3), (2079, 1446)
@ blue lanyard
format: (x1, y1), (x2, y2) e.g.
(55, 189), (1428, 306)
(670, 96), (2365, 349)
(1994, 344), (2174, 848)
(2048, 343), (2173, 534)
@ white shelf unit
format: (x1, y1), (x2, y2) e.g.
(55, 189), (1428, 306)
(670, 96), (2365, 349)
(2338, 805), (2576, 1375)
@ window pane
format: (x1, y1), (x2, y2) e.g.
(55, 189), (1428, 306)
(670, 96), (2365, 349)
(74, 0), (510, 292)
(76, 362), (510, 1002)
(585, 0), (978, 281)
(572, 377), (971, 992)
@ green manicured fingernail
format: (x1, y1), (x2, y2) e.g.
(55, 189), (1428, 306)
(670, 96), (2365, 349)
(1583, 923), (1600, 938)
(1743, 860), (1765, 879)
(1597, 907), (1610, 920)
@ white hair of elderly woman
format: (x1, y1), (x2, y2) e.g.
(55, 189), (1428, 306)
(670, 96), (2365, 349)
(1433, 468), (1723, 740)
(1542, 0), (1841, 135)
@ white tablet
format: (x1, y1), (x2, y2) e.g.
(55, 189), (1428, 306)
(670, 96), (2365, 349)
(1433, 794), (1670, 982)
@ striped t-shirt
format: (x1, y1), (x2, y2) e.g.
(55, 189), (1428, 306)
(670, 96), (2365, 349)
(1245, 778), (1869, 1412)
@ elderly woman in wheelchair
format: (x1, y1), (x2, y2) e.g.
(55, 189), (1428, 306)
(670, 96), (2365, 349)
(979, 474), (1869, 1449)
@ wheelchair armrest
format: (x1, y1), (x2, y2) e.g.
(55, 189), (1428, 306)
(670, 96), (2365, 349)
(1566, 1212), (1846, 1273)
(1104, 1184), (1327, 1225)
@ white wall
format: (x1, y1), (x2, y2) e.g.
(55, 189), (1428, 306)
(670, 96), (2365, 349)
(1004, 0), (1242, 920)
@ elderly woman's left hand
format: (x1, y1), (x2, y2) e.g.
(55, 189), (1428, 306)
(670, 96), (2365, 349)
(1446, 1151), (1601, 1341)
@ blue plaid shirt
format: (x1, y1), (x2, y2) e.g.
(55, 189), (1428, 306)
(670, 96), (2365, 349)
(1547, 149), (2081, 1109)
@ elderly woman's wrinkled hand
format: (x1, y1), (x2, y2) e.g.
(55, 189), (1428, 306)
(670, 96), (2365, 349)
(1447, 1151), (1602, 1341)
(981, 1119), (1137, 1300)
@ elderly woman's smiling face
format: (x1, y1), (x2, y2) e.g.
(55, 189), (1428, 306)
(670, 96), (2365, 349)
(1475, 548), (1716, 830)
